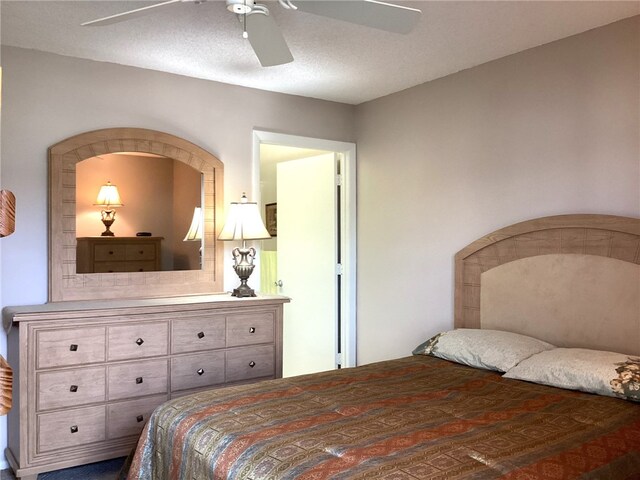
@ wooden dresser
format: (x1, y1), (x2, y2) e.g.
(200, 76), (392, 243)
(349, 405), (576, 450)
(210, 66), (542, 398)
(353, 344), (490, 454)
(3, 294), (289, 480)
(76, 237), (163, 273)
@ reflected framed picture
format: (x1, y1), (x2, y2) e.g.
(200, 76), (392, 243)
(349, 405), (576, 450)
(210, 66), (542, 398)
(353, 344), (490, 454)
(265, 203), (277, 237)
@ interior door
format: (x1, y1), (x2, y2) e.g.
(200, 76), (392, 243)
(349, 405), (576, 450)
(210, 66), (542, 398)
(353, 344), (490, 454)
(277, 153), (337, 377)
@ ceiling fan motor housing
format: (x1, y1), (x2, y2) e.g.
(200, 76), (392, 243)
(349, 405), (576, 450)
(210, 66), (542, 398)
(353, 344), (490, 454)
(227, 0), (255, 14)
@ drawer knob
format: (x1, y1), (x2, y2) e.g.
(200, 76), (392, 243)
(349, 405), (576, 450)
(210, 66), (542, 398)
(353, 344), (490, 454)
(249, 361), (256, 368)
(136, 415), (144, 423)
(136, 377), (143, 384)
(109, 250), (114, 255)
(197, 368), (204, 376)
(139, 250), (144, 255)
(197, 331), (205, 339)
(70, 425), (78, 434)
(69, 344), (78, 352)
(135, 338), (144, 346)
(70, 385), (78, 393)
(249, 327), (256, 334)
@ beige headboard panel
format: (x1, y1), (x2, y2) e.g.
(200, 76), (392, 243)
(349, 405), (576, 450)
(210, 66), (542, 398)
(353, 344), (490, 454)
(481, 254), (639, 355)
(455, 214), (640, 351)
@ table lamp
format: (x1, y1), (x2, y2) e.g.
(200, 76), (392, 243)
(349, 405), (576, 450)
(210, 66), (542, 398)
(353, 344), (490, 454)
(93, 181), (123, 236)
(218, 193), (271, 297)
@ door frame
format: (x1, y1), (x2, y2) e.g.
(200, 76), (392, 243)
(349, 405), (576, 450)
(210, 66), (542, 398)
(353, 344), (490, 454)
(252, 129), (357, 369)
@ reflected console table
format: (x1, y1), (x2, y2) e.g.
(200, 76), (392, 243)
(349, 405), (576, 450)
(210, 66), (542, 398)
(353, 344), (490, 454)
(76, 237), (163, 273)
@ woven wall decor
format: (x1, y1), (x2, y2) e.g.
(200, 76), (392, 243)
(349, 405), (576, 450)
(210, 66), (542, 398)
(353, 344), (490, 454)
(0, 190), (16, 237)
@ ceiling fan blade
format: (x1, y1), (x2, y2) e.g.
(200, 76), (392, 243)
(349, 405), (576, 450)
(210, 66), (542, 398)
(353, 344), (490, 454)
(292, 0), (421, 34)
(81, 0), (183, 26)
(246, 14), (294, 67)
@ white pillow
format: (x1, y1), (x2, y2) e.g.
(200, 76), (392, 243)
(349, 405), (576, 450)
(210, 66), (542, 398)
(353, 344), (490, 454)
(503, 348), (640, 401)
(412, 329), (555, 372)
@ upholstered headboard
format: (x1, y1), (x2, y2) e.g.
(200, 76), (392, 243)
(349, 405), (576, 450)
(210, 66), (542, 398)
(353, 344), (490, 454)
(454, 214), (640, 355)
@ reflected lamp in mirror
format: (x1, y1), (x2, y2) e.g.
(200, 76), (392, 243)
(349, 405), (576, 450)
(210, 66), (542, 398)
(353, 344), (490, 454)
(93, 181), (123, 236)
(184, 206), (203, 268)
(183, 207), (203, 241)
(218, 193), (271, 297)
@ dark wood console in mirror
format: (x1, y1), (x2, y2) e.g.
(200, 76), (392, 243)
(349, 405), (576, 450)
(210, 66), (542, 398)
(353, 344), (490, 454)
(49, 128), (224, 301)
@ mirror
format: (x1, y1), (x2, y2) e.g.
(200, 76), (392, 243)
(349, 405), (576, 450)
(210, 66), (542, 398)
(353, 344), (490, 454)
(49, 128), (224, 302)
(75, 153), (202, 273)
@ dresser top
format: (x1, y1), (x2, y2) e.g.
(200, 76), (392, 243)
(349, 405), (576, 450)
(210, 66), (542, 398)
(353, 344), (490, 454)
(3, 294), (290, 330)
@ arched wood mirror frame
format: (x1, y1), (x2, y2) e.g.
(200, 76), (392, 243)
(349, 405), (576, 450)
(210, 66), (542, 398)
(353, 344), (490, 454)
(49, 128), (224, 302)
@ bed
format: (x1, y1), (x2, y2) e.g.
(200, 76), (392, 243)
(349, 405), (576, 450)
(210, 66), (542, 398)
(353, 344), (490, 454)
(126, 214), (640, 480)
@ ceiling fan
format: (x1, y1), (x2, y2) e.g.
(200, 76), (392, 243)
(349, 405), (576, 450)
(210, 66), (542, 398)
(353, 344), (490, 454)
(82, 0), (422, 67)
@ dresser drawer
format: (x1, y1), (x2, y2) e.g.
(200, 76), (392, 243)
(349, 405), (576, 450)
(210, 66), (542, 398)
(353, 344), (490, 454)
(93, 244), (126, 261)
(125, 261), (158, 272)
(37, 405), (106, 453)
(108, 322), (169, 361)
(171, 351), (225, 392)
(93, 261), (157, 273)
(36, 327), (106, 369)
(37, 366), (106, 411)
(107, 395), (167, 439)
(108, 359), (168, 401)
(226, 313), (274, 347)
(172, 316), (225, 354)
(125, 243), (157, 261)
(226, 345), (275, 383)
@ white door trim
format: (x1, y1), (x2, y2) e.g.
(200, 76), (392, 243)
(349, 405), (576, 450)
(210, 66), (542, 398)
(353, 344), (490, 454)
(252, 129), (357, 368)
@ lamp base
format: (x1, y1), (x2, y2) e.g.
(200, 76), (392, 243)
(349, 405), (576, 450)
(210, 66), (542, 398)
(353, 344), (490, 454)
(100, 210), (116, 237)
(231, 246), (257, 298)
(232, 283), (256, 298)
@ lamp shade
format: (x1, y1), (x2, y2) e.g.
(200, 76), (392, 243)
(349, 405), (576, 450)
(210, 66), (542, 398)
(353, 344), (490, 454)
(94, 181), (123, 207)
(184, 207), (203, 241)
(218, 194), (271, 241)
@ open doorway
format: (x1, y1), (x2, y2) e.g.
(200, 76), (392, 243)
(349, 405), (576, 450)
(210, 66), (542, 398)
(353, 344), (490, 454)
(253, 130), (357, 377)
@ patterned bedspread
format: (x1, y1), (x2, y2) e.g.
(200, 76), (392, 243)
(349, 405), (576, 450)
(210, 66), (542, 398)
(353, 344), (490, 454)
(127, 355), (640, 479)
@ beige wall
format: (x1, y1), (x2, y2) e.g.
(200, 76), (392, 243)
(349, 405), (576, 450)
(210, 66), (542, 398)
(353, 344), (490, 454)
(355, 16), (639, 365)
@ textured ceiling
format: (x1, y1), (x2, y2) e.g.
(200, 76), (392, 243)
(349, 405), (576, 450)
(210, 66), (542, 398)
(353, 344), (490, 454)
(1, 1), (638, 105)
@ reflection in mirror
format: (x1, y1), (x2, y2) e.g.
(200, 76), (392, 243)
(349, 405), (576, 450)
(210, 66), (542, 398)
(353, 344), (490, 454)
(49, 127), (223, 302)
(75, 152), (203, 273)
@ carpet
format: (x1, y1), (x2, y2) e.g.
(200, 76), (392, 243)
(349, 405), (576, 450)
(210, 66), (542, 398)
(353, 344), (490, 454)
(1, 457), (125, 480)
